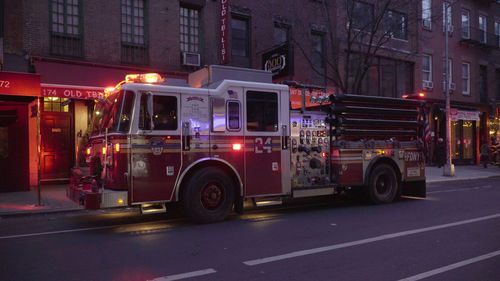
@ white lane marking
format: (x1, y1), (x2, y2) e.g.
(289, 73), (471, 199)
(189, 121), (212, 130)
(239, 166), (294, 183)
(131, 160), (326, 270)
(398, 250), (500, 281)
(243, 213), (500, 266)
(428, 185), (492, 194)
(0, 225), (116, 240)
(330, 223), (337, 226)
(149, 268), (216, 281)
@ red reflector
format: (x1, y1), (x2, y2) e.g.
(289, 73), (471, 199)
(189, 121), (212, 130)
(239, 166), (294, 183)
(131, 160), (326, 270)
(232, 144), (242, 151)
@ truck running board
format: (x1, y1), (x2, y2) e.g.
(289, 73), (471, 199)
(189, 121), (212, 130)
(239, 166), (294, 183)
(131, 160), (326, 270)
(140, 203), (166, 214)
(252, 198), (283, 207)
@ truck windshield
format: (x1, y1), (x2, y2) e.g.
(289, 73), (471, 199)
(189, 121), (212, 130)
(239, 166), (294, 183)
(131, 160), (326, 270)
(89, 90), (135, 135)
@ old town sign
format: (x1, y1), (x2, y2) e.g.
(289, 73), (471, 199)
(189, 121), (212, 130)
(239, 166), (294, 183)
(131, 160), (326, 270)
(262, 43), (294, 80)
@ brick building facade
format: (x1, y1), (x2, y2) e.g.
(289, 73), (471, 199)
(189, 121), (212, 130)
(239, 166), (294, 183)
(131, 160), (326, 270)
(0, 0), (499, 190)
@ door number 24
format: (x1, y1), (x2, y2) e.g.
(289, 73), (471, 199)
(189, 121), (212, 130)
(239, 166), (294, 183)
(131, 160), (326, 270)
(255, 137), (272, 153)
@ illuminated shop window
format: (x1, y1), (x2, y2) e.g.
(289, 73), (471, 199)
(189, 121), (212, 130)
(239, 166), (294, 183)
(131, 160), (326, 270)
(43, 97), (69, 112)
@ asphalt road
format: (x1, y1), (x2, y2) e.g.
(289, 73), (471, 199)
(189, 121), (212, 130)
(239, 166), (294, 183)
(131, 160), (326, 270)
(0, 177), (499, 281)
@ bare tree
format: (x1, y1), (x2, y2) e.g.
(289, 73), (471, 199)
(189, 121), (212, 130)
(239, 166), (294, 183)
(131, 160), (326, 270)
(291, 0), (417, 95)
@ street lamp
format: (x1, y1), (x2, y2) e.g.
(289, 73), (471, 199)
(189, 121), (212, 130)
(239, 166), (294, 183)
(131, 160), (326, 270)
(444, 1), (455, 176)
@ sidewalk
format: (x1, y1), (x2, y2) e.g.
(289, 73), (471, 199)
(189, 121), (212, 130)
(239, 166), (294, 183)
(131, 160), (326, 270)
(1, 165), (499, 217)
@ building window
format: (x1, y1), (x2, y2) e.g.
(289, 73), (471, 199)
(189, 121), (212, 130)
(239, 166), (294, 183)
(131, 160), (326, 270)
(422, 0), (431, 29)
(422, 55), (432, 82)
(231, 16), (250, 67)
(495, 21), (500, 48)
(442, 2), (452, 33)
(43, 97), (69, 112)
(50, 0), (82, 57)
(348, 1), (374, 31)
(121, 0), (148, 64)
(479, 15), (487, 44)
(180, 6), (200, 53)
(384, 10), (407, 40)
(461, 9), (470, 39)
(311, 32), (325, 85)
(274, 24), (289, 46)
(462, 62), (470, 95)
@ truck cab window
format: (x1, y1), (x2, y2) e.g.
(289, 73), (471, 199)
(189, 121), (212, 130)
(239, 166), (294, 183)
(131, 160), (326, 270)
(246, 91), (278, 132)
(227, 100), (241, 131)
(140, 94), (178, 131)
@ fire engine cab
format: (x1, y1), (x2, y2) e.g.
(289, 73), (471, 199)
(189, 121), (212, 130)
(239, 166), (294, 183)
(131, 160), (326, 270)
(67, 65), (426, 223)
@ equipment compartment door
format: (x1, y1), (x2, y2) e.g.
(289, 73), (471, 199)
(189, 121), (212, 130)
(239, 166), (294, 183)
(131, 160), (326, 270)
(244, 89), (283, 196)
(131, 93), (181, 203)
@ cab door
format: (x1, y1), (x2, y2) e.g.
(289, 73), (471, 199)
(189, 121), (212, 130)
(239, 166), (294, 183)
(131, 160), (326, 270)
(131, 92), (181, 203)
(244, 89), (287, 196)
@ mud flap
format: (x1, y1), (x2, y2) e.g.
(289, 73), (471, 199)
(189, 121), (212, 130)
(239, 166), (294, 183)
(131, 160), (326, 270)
(401, 180), (426, 198)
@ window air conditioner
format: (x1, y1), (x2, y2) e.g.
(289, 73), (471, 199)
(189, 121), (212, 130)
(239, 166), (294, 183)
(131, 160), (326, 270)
(423, 80), (434, 89)
(182, 52), (201, 66)
(442, 81), (455, 91)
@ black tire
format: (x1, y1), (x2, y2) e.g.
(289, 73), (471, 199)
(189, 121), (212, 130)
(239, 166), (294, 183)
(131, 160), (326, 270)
(368, 164), (399, 204)
(182, 167), (235, 223)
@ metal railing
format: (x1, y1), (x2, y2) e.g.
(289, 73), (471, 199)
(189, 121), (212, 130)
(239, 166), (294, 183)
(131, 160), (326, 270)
(459, 26), (500, 49)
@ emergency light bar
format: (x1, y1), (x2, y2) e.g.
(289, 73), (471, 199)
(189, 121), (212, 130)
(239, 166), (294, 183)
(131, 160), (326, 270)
(125, 73), (164, 84)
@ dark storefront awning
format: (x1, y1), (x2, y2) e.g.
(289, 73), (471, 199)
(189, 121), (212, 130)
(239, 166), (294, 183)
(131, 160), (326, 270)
(34, 57), (188, 100)
(0, 71), (41, 98)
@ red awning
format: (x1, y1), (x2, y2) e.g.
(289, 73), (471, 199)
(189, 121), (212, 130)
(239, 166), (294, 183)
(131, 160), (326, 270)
(0, 71), (41, 97)
(41, 83), (105, 100)
(34, 57), (188, 100)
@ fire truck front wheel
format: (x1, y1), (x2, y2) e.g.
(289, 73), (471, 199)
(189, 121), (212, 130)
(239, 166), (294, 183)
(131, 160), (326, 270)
(368, 164), (399, 204)
(182, 167), (236, 223)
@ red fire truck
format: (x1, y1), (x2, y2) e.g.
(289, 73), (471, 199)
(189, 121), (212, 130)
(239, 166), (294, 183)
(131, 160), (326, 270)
(67, 65), (426, 223)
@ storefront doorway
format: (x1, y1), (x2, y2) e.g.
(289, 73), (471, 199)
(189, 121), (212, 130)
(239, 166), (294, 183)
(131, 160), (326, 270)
(40, 97), (73, 181)
(0, 103), (30, 192)
(451, 119), (476, 165)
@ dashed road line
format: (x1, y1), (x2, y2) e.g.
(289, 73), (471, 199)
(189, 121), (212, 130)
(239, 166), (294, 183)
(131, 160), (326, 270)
(243, 213), (500, 266)
(398, 250), (500, 281)
(149, 268), (216, 281)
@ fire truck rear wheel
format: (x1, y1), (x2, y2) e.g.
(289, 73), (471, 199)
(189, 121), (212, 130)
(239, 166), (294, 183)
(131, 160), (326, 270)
(183, 167), (235, 223)
(368, 164), (399, 204)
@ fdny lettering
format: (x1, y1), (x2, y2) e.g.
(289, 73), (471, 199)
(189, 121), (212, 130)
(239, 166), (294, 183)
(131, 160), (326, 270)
(404, 151), (420, 162)
(186, 97), (204, 102)
(255, 137), (272, 153)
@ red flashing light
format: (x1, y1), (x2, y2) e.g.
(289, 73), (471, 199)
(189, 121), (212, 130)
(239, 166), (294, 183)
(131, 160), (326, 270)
(321, 152), (326, 158)
(402, 94), (409, 99)
(115, 143), (120, 152)
(102, 147), (107, 155)
(86, 147), (91, 155)
(418, 92), (425, 98)
(232, 143), (242, 151)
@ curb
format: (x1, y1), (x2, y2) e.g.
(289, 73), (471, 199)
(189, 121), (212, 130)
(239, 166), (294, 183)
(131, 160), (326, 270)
(426, 174), (500, 183)
(0, 207), (85, 218)
(0, 206), (140, 219)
